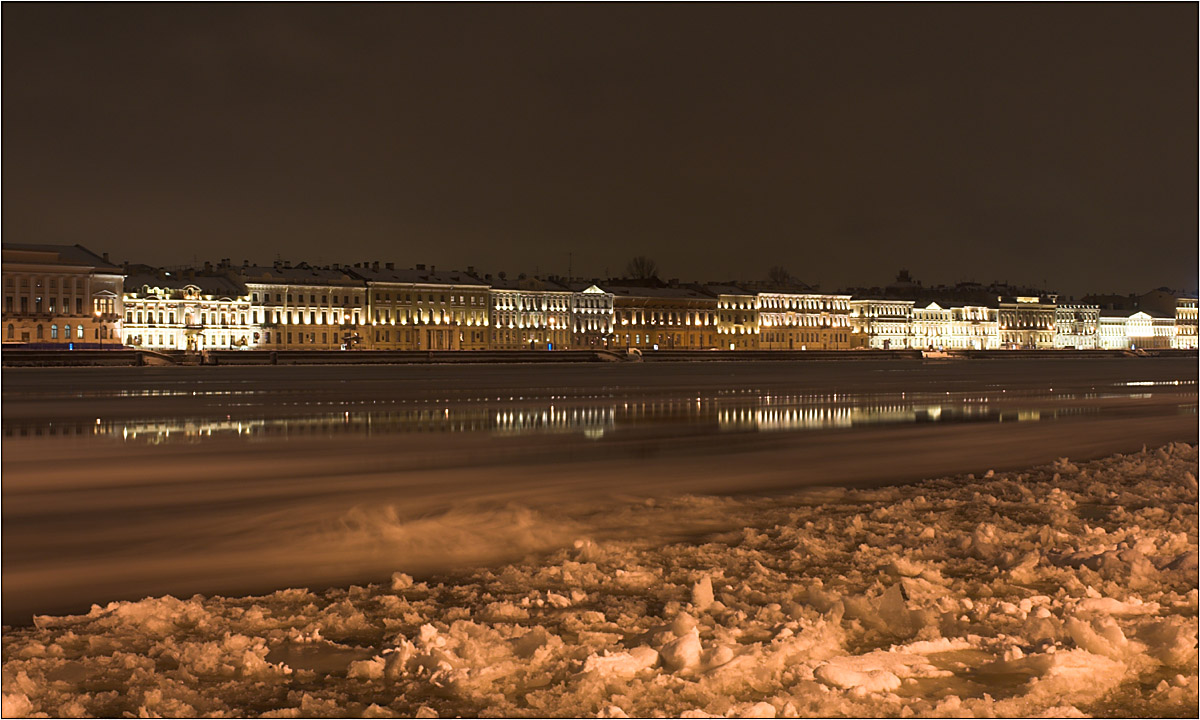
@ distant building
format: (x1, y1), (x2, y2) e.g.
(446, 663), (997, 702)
(2, 243), (124, 346)
(1174, 296), (1198, 349)
(998, 295), (1058, 349)
(1137, 288), (1197, 350)
(350, 263), (490, 351)
(1098, 309), (1175, 350)
(604, 281), (719, 350)
(911, 302), (953, 350)
(238, 262), (367, 350)
(706, 284), (759, 350)
(848, 298), (914, 349)
(567, 283), (615, 349)
(122, 269), (254, 351)
(756, 289), (852, 350)
(1054, 304), (1100, 349)
(486, 275), (572, 350)
(949, 305), (999, 350)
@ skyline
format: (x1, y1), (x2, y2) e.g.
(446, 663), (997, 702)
(4, 4), (1196, 297)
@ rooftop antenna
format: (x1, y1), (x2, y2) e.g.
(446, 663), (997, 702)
(568, 252), (573, 282)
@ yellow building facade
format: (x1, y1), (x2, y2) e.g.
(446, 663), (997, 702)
(354, 264), (490, 350)
(2, 244), (124, 347)
(606, 285), (719, 350)
(757, 292), (852, 350)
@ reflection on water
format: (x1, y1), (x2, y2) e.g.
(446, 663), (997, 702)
(3, 393), (1111, 444)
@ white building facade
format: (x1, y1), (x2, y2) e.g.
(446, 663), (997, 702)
(123, 274), (254, 351)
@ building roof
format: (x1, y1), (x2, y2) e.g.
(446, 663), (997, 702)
(1099, 309), (1169, 319)
(348, 265), (488, 287)
(487, 276), (572, 292)
(125, 270), (247, 298)
(702, 283), (754, 296)
(602, 284), (715, 300)
(2, 243), (122, 271)
(237, 263), (366, 287)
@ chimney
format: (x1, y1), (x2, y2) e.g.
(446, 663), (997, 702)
(102, 252), (110, 263)
(242, 259), (249, 267)
(430, 265), (435, 273)
(203, 261), (213, 273)
(372, 261), (380, 270)
(385, 262), (394, 270)
(467, 265), (476, 275)
(416, 264), (426, 271)
(485, 274), (492, 281)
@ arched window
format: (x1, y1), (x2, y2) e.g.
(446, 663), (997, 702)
(64, 324), (72, 339)
(77, 325), (83, 338)
(51, 325), (58, 339)
(6, 324), (13, 339)
(36, 325), (44, 339)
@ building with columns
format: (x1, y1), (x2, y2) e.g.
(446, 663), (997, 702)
(605, 283), (719, 350)
(122, 269), (254, 351)
(1174, 296), (1198, 349)
(998, 295), (1058, 349)
(568, 283), (615, 348)
(351, 263), (490, 350)
(949, 305), (999, 350)
(756, 290), (853, 350)
(1054, 304), (1100, 349)
(849, 298), (914, 349)
(486, 276), (572, 350)
(1098, 310), (1176, 350)
(707, 284), (759, 350)
(237, 262), (367, 350)
(2, 243), (124, 346)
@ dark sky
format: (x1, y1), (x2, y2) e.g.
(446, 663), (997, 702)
(4, 4), (1196, 296)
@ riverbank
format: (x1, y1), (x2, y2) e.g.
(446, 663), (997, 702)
(3, 347), (1196, 367)
(3, 443), (1196, 718)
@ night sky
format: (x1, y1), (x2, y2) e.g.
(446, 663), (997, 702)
(4, 4), (1196, 296)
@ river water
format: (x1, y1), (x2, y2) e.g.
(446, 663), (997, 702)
(2, 358), (1196, 624)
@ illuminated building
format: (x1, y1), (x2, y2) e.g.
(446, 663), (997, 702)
(911, 302), (953, 350)
(1138, 288), (1197, 350)
(949, 305), (999, 350)
(605, 283), (719, 350)
(239, 262), (367, 350)
(1054, 304), (1100, 349)
(1174, 296), (1197, 349)
(568, 283), (615, 348)
(757, 291), (853, 350)
(122, 271), (254, 351)
(352, 263), (490, 350)
(849, 298), (913, 349)
(1098, 310), (1175, 350)
(486, 276), (572, 350)
(2, 244), (123, 346)
(998, 295), (1057, 349)
(707, 285), (759, 350)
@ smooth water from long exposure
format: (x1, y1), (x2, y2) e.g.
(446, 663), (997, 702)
(3, 358), (1196, 623)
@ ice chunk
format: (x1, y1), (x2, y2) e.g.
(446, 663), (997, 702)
(660, 627), (703, 672)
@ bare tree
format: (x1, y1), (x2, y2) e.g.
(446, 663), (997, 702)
(626, 256), (659, 280)
(767, 265), (793, 285)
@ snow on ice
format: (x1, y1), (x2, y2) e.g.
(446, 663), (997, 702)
(3, 444), (1197, 717)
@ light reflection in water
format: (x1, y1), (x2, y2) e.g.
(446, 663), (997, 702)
(3, 393), (1110, 444)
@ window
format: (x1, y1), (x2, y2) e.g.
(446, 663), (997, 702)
(6, 324), (12, 339)
(51, 325), (58, 339)
(77, 325), (83, 338)
(36, 325), (43, 339)
(64, 324), (71, 339)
